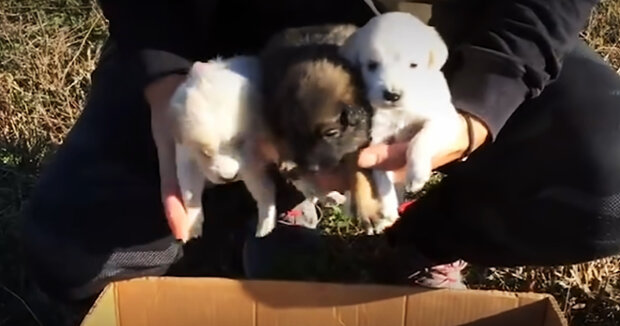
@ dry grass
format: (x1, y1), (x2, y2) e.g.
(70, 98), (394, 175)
(0, 0), (107, 165)
(0, 0), (107, 324)
(582, 0), (620, 71)
(0, 1), (619, 325)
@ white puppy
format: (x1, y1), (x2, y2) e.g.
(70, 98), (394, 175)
(168, 55), (278, 239)
(340, 12), (461, 232)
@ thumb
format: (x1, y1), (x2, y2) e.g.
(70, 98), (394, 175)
(358, 142), (409, 171)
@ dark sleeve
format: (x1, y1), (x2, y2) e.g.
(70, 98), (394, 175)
(446, 0), (599, 139)
(97, 0), (216, 89)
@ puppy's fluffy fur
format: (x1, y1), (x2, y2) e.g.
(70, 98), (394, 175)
(340, 12), (461, 231)
(259, 24), (388, 233)
(168, 55), (278, 239)
(260, 24), (370, 173)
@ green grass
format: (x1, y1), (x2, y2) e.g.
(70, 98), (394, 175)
(1, 1), (619, 325)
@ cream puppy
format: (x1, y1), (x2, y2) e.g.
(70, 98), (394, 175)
(340, 12), (461, 232)
(168, 55), (277, 239)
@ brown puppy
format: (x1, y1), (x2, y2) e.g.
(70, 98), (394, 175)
(259, 24), (386, 234)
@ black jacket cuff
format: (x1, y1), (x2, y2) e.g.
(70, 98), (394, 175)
(448, 45), (531, 140)
(137, 49), (192, 89)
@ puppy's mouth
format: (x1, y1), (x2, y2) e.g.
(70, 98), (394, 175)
(279, 160), (341, 179)
(373, 99), (403, 109)
(304, 163), (341, 174)
(207, 173), (240, 185)
(218, 174), (239, 183)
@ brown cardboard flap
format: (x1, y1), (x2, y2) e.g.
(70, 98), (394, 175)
(116, 277), (256, 326)
(81, 277), (568, 326)
(81, 283), (119, 326)
(544, 296), (567, 326)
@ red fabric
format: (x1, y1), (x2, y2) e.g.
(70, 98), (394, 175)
(286, 209), (303, 218)
(398, 199), (417, 215)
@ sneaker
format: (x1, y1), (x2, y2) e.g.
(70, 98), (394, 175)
(395, 199), (468, 290)
(409, 260), (468, 290)
(277, 198), (319, 229)
(398, 199), (417, 215)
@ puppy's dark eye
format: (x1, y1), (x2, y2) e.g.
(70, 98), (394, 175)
(322, 128), (341, 138)
(367, 61), (378, 72)
(410, 62), (418, 68)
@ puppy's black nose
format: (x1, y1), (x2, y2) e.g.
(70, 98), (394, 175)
(307, 164), (320, 173)
(306, 163), (321, 173)
(383, 90), (401, 102)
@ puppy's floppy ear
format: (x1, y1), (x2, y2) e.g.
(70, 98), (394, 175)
(189, 61), (211, 78)
(427, 27), (449, 70)
(339, 29), (363, 67)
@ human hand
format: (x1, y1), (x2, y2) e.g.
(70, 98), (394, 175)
(358, 112), (490, 177)
(144, 74), (190, 242)
(310, 112), (490, 193)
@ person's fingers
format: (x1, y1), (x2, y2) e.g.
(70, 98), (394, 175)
(358, 142), (409, 170)
(151, 114), (189, 242)
(159, 148), (190, 242)
(302, 142), (411, 194)
(162, 185), (189, 242)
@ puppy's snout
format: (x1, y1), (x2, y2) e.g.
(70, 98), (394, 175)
(212, 155), (240, 181)
(306, 164), (320, 173)
(383, 89), (402, 102)
(220, 172), (239, 183)
(300, 155), (329, 174)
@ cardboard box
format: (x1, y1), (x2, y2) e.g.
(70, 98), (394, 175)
(81, 277), (568, 326)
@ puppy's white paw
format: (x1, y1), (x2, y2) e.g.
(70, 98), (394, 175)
(255, 204), (277, 237)
(361, 209), (399, 235)
(255, 220), (276, 238)
(405, 179), (426, 194)
(325, 191), (347, 206)
(187, 207), (205, 239)
(373, 218), (394, 234)
(379, 204), (400, 227)
(405, 166), (430, 194)
(358, 209), (396, 236)
(359, 217), (377, 236)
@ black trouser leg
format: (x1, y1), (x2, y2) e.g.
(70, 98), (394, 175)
(21, 41), (183, 303)
(20, 40), (307, 306)
(389, 41), (620, 267)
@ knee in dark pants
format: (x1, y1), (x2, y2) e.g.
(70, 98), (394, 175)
(22, 232), (182, 326)
(21, 207), (183, 301)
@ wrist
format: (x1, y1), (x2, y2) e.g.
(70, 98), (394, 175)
(144, 73), (187, 110)
(431, 111), (490, 169)
(454, 111), (490, 160)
